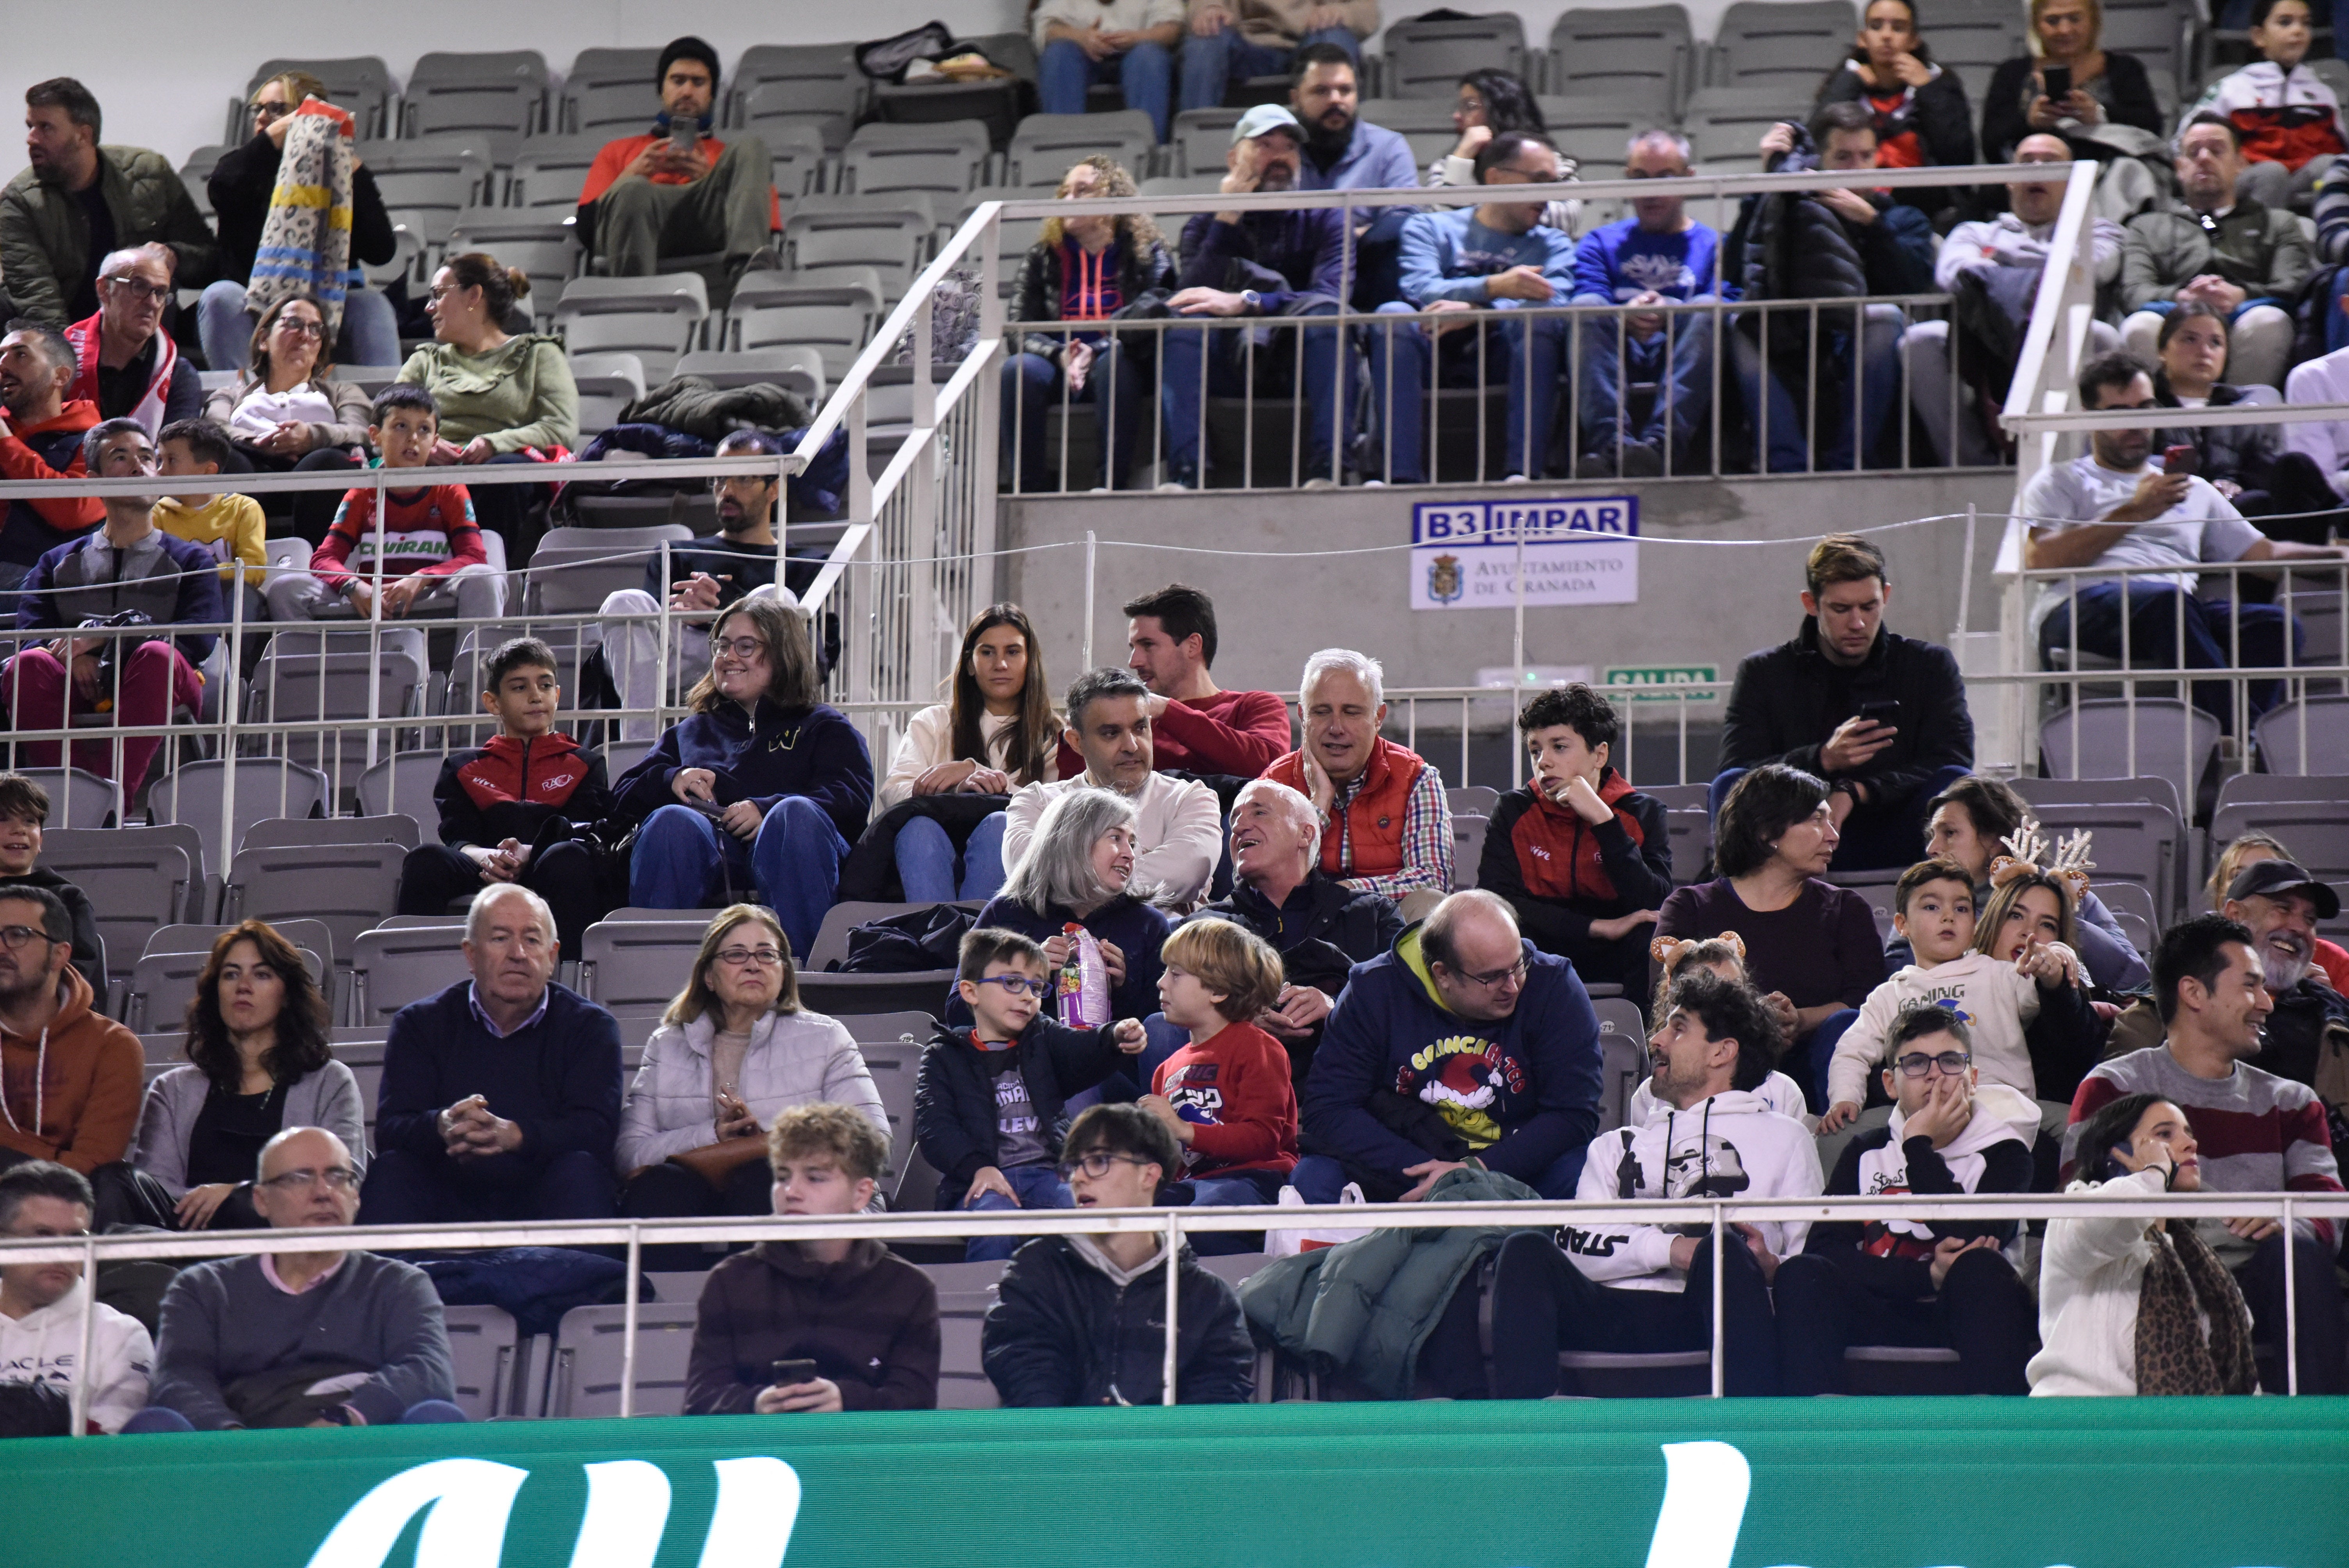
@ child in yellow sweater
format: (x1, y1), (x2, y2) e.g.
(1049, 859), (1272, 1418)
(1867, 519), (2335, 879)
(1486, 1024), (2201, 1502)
(154, 419), (266, 590)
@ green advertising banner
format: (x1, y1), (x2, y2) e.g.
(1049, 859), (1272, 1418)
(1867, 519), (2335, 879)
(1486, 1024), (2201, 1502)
(7, 1398), (2346, 1568)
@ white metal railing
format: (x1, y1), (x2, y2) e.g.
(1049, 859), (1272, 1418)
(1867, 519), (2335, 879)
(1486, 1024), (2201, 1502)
(7, 1188), (2340, 1432)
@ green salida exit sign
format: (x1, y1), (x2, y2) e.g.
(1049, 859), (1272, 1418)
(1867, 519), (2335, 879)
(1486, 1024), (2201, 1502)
(1603, 665), (1720, 701)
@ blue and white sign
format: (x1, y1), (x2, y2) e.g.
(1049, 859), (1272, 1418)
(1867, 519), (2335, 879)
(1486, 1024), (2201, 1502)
(1410, 495), (1641, 611)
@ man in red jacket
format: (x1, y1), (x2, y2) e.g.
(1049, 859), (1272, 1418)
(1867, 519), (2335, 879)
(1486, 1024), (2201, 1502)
(1062, 582), (1294, 778)
(0, 322), (101, 603)
(574, 37), (779, 280)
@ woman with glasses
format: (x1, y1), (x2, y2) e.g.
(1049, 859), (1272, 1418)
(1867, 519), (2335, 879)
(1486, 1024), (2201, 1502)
(394, 251), (578, 556)
(197, 70), (402, 374)
(198, 292), (376, 542)
(971, 786), (1173, 1028)
(129, 921), (358, 1231)
(617, 904), (888, 1229)
(615, 597), (874, 962)
(1656, 764), (1888, 1108)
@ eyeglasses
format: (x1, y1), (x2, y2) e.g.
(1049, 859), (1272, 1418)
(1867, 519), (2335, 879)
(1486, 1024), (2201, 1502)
(712, 637), (768, 659)
(971, 974), (1051, 999)
(1056, 1152), (1154, 1181)
(251, 100), (293, 119)
(0, 925), (58, 952)
(426, 282), (471, 304)
(274, 316), (326, 339)
(259, 1166), (361, 1192)
(716, 946), (784, 968)
(1452, 955), (1530, 989)
(102, 276), (172, 305)
(1892, 1051), (1973, 1078)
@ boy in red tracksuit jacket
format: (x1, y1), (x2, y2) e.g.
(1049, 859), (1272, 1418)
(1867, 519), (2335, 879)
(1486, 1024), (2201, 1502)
(1141, 918), (1299, 1208)
(1476, 686), (1675, 1001)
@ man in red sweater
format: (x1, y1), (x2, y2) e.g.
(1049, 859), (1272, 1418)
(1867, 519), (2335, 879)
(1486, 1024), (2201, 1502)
(574, 37), (780, 280)
(1141, 916), (1299, 1212)
(1099, 582), (1294, 777)
(0, 323), (101, 602)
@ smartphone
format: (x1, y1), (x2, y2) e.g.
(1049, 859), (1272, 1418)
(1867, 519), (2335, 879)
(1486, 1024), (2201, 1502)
(670, 118), (700, 155)
(771, 1358), (819, 1386)
(1857, 698), (1901, 727)
(2042, 64), (2072, 103)
(2162, 443), (2200, 477)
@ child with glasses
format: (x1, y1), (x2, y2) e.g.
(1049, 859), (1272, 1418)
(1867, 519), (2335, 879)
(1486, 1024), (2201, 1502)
(1775, 1003), (2041, 1395)
(916, 927), (1144, 1263)
(1137, 919), (1298, 1216)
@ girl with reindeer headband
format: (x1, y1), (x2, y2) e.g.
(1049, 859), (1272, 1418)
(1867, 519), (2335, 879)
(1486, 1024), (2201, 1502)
(1821, 818), (2107, 1131)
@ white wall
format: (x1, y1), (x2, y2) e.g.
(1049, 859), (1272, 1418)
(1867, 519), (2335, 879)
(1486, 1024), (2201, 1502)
(10, 0), (1829, 174)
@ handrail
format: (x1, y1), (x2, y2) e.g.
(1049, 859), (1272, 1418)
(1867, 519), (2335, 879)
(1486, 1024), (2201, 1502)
(2003, 398), (2349, 432)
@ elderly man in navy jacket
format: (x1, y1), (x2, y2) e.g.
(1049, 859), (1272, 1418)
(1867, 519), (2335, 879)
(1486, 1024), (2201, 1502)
(1295, 889), (1604, 1203)
(359, 885), (622, 1225)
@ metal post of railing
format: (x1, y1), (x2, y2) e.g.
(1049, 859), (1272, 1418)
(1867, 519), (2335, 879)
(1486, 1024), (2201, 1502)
(68, 1231), (95, 1438)
(655, 540), (672, 743)
(1709, 1202), (1725, 1399)
(1082, 529), (1098, 671)
(1162, 1209), (1182, 1407)
(620, 1224), (642, 1418)
(2283, 1195), (2299, 1396)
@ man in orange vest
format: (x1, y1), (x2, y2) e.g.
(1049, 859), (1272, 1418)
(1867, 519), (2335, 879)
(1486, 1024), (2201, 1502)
(1262, 648), (1453, 905)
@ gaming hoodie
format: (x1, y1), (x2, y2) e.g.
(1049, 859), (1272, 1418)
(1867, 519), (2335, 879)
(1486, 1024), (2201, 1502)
(1559, 1088), (1823, 1293)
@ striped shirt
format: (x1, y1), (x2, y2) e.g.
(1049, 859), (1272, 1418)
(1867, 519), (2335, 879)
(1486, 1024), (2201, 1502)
(1333, 761), (1454, 901)
(2066, 1045), (2342, 1257)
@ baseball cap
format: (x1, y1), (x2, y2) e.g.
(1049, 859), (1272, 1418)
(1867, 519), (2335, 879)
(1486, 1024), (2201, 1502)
(2225, 858), (2342, 919)
(1232, 104), (1305, 144)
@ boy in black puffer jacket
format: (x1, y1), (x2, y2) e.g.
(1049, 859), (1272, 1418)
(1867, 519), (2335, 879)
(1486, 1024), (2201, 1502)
(981, 1103), (1255, 1407)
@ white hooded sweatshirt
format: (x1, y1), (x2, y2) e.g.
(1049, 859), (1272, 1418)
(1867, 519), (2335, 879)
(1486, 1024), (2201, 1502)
(1826, 948), (2071, 1110)
(0, 1278), (154, 1433)
(1560, 1088), (1824, 1294)
(1855, 1081), (2042, 1259)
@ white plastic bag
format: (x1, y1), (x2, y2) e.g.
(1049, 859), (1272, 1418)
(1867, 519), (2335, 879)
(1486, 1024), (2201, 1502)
(1265, 1180), (1372, 1257)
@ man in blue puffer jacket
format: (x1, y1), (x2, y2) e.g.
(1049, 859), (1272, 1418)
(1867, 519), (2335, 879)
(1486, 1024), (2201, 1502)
(1294, 889), (1604, 1203)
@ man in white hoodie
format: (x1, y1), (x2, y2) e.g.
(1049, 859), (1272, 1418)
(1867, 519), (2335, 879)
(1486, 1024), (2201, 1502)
(1478, 969), (1821, 1398)
(1777, 1005), (2040, 1395)
(0, 1160), (151, 1433)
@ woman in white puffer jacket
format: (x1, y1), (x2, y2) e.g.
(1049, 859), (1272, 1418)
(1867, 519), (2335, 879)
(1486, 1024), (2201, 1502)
(617, 904), (889, 1223)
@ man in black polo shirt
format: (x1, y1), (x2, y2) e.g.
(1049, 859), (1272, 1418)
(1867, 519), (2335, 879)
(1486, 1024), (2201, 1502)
(1715, 533), (1973, 871)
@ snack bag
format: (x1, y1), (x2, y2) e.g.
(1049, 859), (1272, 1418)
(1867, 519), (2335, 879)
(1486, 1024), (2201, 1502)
(1057, 922), (1109, 1030)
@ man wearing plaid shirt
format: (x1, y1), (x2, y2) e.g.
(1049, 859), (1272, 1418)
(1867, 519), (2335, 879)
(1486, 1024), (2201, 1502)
(1262, 648), (1453, 908)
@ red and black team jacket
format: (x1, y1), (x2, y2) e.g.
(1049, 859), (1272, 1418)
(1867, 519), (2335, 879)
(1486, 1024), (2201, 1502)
(431, 733), (616, 850)
(1476, 768), (1675, 952)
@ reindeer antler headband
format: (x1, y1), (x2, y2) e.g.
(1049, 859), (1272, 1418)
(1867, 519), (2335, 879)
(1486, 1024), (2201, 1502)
(1987, 813), (2095, 904)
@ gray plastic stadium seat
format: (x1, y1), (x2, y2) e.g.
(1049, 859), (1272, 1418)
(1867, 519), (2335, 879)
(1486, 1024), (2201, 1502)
(2092, 880), (2161, 935)
(357, 751), (456, 823)
(1664, 807), (1711, 883)
(127, 944), (323, 1036)
(783, 197), (935, 301)
(247, 647), (428, 787)
(580, 918), (708, 1045)
(1380, 11), (1527, 98)
(148, 758), (332, 884)
(1354, 97), (1460, 168)
(1707, 1), (1859, 93)
(1639, 782), (1711, 812)
(740, 81), (855, 166)
(354, 142), (493, 240)
(1682, 87), (1798, 167)
(856, 1039), (921, 1197)
(1595, 1003), (1649, 1132)
(1171, 107), (1245, 176)
(1561, 1348), (1712, 1396)
(445, 212), (577, 299)
(243, 57), (396, 139)
(842, 120), (992, 201)
(807, 900), (936, 971)
(2210, 804), (2349, 881)
(545, 1302), (698, 1417)
(1446, 785), (1500, 817)
(1921, 0), (2028, 101)
(2028, 801), (2185, 923)
(797, 969), (959, 1020)
(555, 274), (709, 385)
(1844, 1344), (1966, 1394)
(2098, 0), (2198, 102)
(927, 1259), (1009, 1409)
(675, 346), (824, 402)
(404, 51), (549, 141)
(441, 1303), (524, 1420)
(2010, 772), (2185, 826)
(144, 918), (336, 964)
(951, 202), (1043, 299)
(508, 135), (611, 212)
(349, 923), (472, 1028)
(1535, 98), (1645, 176)
(223, 842), (407, 961)
(731, 45), (864, 141)
(10, 767), (121, 829)
(2215, 770), (2349, 811)
(1548, 6), (1694, 118)
(2039, 699), (2218, 824)
(729, 268), (884, 383)
(35, 828), (196, 972)
(241, 813), (420, 854)
(2255, 696), (2349, 777)
(1451, 813), (1488, 890)
(525, 523), (693, 614)
(1007, 111), (1156, 190)
(568, 351), (649, 437)
(562, 47), (665, 137)
(180, 146), (230, 223)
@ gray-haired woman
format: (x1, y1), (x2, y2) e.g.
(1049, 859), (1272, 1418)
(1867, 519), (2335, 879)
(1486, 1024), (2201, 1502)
(971, 787), (1172, 1024)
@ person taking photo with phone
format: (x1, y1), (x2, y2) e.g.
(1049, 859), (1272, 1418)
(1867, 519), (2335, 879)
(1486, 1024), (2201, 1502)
(1714, 534), (1975, 872)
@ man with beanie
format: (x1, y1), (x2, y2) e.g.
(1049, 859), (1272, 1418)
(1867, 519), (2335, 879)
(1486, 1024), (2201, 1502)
(576, 38), (780, 280)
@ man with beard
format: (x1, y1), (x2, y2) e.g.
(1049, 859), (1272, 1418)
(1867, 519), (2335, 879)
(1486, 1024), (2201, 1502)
(2019, 352), (2347, 727)
(597, 429), (804, 741)
(0, 320), (101, 603)
(1285, 43), (1417, 192)
(1156, 106), (1356, 490)
(1176, 1), (1379, 118)
(2068, 912), (2347, 1393)
(2221, 860), (2349, 1110)
(0, 886), (148, 1229)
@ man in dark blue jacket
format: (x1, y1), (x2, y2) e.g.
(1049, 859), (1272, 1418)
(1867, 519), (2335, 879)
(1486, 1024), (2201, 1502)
(359, 884), (623, 1225)
(1157, 105), (1353, 489)
(1296, 889), (1604, 1203)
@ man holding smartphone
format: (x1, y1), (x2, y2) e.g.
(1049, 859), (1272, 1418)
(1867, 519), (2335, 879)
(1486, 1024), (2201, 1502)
(574, 37), (782, 280)
(1716, 533), (1975, 871)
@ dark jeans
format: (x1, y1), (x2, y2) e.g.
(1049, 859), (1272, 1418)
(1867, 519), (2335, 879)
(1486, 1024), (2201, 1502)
(0, 1150), (172, 1230)
(1002, 335), (1147, 491)
(1442, 1226), (1780, 1397)
(357, 1146), (617, 1225)
(1158, 301), (1350, 485)
(1577, 310), (1717, 462)
(2236, 1229), (2349, 1395)
(622, 1158), (773, 1271)
(1709, 762), (1971, 874)
(399, 839), (605, 957)
(1773, 1245), (2036, 1395)
(123, 1399), (465, 1433)
(1289, 1144), (1588, 1205)
(2240, 450), (2349, 549)
(2037, 583), (2299, 729)
(1367, 304), (1565, 481)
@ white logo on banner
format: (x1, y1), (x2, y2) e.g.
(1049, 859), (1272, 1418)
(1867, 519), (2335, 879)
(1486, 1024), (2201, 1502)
(302, 1456), (802, 1568)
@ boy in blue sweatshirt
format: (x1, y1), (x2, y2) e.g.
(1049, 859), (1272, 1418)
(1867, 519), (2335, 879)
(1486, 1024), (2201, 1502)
(1570, 130), (1734, 477)
(1368, 131), (1576, 483)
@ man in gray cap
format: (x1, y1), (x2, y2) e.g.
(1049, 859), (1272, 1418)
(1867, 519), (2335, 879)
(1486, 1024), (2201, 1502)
(2221, 857), (2349, 1098)
(1157, 105), (1355, 488)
